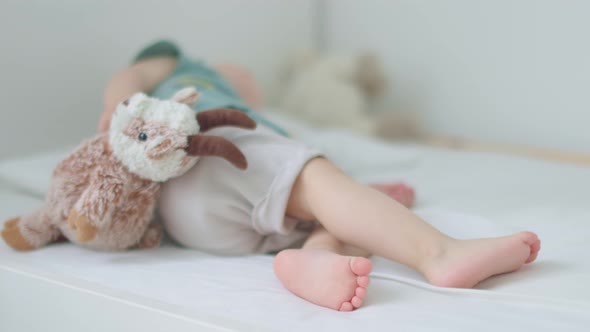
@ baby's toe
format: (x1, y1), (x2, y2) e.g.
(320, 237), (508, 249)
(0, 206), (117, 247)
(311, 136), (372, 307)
(339, 302), (354, 312)
(351, 296), (363, 308)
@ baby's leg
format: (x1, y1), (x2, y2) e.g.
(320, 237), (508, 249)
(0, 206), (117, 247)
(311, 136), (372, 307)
(214, 63), (263, 110)
(276, 158), (540, 310)
(274, 180), (412, 311)
(274, 226), (372, 311)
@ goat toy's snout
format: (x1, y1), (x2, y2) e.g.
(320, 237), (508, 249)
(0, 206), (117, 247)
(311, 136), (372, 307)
(185, 135), (248, 170)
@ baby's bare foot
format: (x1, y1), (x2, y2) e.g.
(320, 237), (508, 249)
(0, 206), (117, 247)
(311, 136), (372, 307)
(274, 249), (372, 311)
(370, 182), (415, 208)
(423, 232), (541, 288)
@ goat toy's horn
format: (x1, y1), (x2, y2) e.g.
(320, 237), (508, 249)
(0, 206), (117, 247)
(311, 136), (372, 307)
(185, 135), (248, 169)
(197, 108), (257, 132)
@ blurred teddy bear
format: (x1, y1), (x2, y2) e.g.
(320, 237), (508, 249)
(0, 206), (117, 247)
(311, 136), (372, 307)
(276, 50), (418, 138)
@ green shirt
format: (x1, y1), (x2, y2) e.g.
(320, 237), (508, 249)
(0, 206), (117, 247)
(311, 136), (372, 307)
(134, 40), (287, 136)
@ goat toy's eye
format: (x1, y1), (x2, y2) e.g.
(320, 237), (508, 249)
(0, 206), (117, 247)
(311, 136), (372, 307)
(138, 132), (148, 141)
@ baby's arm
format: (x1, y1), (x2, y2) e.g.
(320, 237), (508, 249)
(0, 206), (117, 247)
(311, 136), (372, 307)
(99, 56), (177, 132)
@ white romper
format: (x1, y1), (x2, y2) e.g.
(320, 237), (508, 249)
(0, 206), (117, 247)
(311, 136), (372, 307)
(159, 125), (322, 255)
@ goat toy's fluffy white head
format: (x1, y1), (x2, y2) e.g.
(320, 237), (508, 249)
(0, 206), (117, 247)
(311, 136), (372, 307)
(109, 87), (202, 182)
(109, 87), (257, 182)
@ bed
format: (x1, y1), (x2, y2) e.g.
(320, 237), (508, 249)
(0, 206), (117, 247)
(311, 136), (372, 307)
(1, 112), (589, 331)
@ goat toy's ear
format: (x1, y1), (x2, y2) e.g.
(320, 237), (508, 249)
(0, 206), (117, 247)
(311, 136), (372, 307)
(172, 87), (200, 107)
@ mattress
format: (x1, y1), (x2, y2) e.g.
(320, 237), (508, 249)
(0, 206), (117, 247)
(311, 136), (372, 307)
(1, 113), (589, 331)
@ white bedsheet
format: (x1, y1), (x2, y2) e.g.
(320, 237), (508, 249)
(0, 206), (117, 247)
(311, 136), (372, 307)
(1, 114), (589, 331)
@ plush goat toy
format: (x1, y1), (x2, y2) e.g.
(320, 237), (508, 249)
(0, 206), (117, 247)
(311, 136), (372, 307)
(1, 87), (255, 251)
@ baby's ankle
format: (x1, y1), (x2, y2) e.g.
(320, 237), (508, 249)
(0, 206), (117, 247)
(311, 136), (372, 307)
(415, 238), (455, 274)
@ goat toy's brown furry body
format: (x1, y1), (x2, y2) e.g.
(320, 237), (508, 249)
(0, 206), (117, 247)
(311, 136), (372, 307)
(3, 134), (162, 251)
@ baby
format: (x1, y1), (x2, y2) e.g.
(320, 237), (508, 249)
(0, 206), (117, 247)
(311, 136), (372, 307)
(99, 41), (541, 311)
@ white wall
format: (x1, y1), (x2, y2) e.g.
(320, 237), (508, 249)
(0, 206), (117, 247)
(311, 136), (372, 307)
(324, 0), (590, 152)
(0, 0), (314, 159)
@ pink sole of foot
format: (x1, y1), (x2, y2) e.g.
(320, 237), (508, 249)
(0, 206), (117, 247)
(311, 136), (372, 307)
(274, 249), (372, 311)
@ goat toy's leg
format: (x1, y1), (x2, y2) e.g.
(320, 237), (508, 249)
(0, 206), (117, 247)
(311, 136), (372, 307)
(67, 208), (98, 243)
(67, 171), (128, 243)
(137, 223), (163, 249)
(1, 207), (61, 251)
